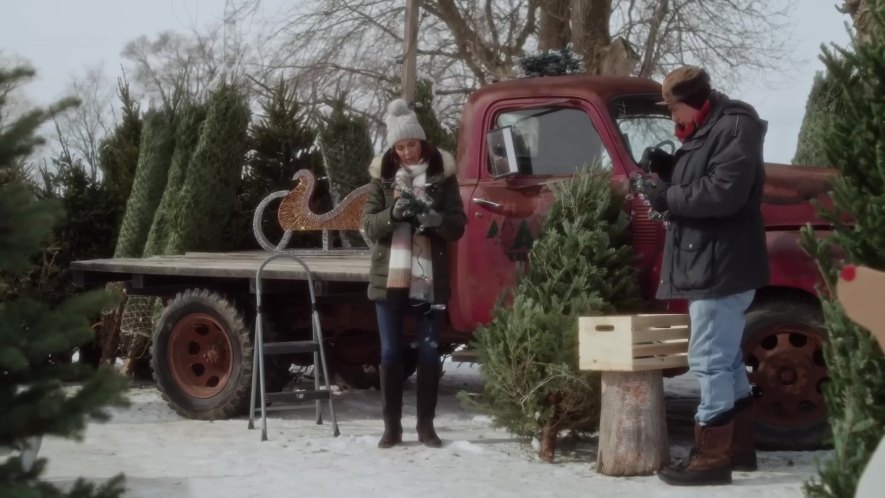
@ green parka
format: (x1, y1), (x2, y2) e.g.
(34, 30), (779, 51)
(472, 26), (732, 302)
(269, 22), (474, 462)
(360, 147), (467, 302)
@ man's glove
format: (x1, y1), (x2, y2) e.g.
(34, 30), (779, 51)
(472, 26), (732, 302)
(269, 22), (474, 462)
(639, 147), (676, 183)
(391, 197), (415, 221)
(416, 209), (442, 228)
(643, 181), (670, 214)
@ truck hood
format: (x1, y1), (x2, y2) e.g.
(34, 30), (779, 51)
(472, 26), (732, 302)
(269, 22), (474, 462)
(761, 162), (839, 228)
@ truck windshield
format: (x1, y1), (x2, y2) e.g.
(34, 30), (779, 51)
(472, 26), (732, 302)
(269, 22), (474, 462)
(609, 95), (675, 164)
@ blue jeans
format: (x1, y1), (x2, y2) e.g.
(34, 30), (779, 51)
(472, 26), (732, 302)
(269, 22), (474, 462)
(688, 290), (755, 424)
(375, 295), (443, 367)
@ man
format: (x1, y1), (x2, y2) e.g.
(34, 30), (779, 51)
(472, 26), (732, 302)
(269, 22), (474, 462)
(643, 66), (770, 486)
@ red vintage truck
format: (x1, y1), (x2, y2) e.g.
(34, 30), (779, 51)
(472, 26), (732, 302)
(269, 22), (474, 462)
(72, 74), (836, 450)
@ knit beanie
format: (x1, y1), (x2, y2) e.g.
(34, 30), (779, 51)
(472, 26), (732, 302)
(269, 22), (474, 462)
(385, 98), (426, 147)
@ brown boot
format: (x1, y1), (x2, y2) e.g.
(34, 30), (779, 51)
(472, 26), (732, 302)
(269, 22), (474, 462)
(416, 363), (442, 448)
(659, 419), (734, 486)
(730, 396), (757, 471)
(378, 366), (403, 449)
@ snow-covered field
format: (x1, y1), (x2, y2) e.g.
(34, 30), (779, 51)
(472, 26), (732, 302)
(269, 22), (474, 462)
(39, 361), (830, 498)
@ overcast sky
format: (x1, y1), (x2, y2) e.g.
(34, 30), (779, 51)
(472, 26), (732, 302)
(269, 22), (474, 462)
(1, 0), (852, 164)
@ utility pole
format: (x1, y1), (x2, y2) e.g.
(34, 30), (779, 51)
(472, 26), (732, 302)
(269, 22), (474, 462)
(401, 0), (420, 105)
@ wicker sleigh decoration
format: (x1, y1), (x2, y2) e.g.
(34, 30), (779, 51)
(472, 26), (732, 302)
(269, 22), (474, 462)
(253, 169), (372, 254)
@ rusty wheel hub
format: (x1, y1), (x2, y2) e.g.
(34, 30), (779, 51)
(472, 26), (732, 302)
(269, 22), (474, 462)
(745, 324), (827, 427)
(168, 313), (234, 399)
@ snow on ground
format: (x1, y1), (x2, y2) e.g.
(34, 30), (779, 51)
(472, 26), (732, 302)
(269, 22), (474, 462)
(39, 361), (830, 498)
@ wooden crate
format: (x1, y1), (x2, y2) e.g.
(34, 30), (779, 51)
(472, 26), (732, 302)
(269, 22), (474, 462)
(578, 314), (690, 372)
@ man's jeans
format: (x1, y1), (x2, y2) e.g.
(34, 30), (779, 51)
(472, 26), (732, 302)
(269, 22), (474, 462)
(688, 289), (755, 424)
(375, 295), (443, 367)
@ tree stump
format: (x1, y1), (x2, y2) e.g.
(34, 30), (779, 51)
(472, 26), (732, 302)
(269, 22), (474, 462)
(596, 370), (669, 476)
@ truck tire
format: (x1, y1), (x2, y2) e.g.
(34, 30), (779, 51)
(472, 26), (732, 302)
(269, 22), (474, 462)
(743, 297), (830, 450)
(151, 289), (253, 420)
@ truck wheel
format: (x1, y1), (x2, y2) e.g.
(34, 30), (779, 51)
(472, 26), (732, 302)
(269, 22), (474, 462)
(743, 298), (829, 450)
(151, 289), (253, 420)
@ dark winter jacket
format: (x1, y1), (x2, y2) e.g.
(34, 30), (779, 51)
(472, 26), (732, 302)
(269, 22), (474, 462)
(360, 147), (467, 302)
(656, 93), (770, 300)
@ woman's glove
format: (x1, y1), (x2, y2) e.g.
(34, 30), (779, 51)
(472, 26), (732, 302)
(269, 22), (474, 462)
(391, 197), (415, 221)
(416, 209), (442, 228)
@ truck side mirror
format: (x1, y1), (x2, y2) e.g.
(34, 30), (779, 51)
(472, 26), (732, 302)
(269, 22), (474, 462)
(486, 126), (521, 178)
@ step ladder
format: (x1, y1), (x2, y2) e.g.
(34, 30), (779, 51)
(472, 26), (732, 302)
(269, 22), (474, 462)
(248, 253), (340, 441)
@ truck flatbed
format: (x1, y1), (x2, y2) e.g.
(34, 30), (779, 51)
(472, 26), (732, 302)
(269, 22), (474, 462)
(71, 250), (372, 286)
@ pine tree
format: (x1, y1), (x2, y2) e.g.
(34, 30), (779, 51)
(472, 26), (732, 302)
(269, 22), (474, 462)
(318, 95), (373, 203)
(413, 80), (458, 153)
(0, 64), (127, 498)
(793, 71), (844, 166)
(802, 1), (885, 496)
(165, 82), (250, 253)
(113, 108), (176, 258)
(143, 101), (207, 257)
(465, 164), (640, 462)
(98, 76), (142, 208)
(314, 94), (373, 248)
(222, 80), (324, 251)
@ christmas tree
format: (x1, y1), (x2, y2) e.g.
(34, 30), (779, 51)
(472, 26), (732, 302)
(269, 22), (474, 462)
(793, 71), (844, 166)
(144, 101), (207, 257)
(413, 80), (458, 153)
(165, 82), (250, 254)
(466, 164), (640, 462)
(223, 80), (325, 251)
(518, 46), (584, 77)
(98, 76), (142, 209)
(113, 108), (176, 258)
(318, 94), (372, 203)
(802, 1), (885, 496)
(0, 65), (127, 497)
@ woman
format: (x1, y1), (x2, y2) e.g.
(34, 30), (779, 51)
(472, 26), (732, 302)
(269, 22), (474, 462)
(360, 99), (467, 448)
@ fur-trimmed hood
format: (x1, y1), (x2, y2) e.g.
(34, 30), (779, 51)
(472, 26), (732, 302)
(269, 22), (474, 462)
(368, 148), (457, 181)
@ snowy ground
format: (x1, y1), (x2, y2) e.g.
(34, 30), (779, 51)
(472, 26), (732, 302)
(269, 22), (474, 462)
(38, 361), (830, 498)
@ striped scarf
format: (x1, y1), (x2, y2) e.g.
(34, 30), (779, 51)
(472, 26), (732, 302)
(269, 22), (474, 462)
(387, 163), (434, 302)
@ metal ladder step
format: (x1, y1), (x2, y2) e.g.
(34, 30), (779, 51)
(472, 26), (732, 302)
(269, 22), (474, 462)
(264, 390), (331, 405)
(263, 341), (320, 355)
(249, 253), (340, 441)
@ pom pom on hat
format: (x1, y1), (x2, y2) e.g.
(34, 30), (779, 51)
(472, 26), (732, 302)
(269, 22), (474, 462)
(385, 98), (426, 147)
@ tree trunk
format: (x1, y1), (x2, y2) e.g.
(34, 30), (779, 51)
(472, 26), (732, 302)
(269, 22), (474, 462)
(571, 0), (637, 76)
(596, 370), (669, 476)
(539, 421), (558, 462)
(539, 0), (571, 51)
(842, 0), (877, 43)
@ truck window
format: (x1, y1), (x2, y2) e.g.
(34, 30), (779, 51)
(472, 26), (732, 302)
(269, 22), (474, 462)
(609, 95), (674, 163)
(492, 107), (607, 176)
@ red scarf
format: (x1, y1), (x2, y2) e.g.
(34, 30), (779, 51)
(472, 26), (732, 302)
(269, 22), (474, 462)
(674, 99), (713, 142)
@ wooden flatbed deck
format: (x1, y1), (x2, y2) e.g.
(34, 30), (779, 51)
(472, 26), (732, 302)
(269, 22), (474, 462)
(71, 250), (372, 284)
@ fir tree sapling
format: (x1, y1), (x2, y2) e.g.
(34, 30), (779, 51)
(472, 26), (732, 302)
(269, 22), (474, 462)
(802, 1), (885, 496)
(0, 64), (128, 498)
(465, 164), (640, 462)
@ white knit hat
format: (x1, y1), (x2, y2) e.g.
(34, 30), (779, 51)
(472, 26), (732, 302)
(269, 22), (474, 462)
(385, 98), (426, 147)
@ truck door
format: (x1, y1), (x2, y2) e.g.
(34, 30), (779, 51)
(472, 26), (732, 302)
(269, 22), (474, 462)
(453, 100), (617, 328)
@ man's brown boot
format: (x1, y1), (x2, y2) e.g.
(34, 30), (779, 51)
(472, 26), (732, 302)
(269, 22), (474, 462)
(659, 419), (734, 486)
(730, 396), (758, 471)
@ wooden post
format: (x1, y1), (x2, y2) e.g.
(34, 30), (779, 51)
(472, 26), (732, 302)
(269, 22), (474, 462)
(401, 0), (420, 104)
(596, 370), (670, 475)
